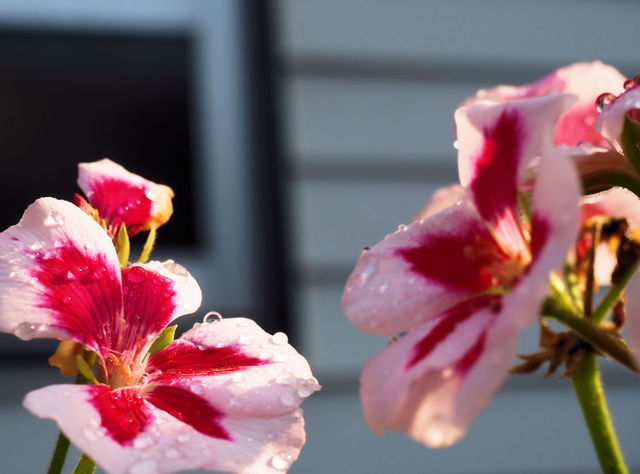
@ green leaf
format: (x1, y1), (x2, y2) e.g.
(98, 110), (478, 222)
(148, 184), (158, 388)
(114, 223), (130, 267)
(75, 356), (98, 384)
(620, 114), (640, 175)
(149, 324), (177, 355)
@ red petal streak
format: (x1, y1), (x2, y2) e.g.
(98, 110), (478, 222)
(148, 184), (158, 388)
(119, 266), (176, 353)
(30, 241), (122, 352)
(87, 178), (153, 236)
(145, 385), (231, 440)
(147, 339), (267, 384)
(406, 296), (499, 369)
(456, 331), (486, 376)
(470, 109), (525, 251)
(397, 219), (512, 292)
(89, 385), (151, 446)
(529, 214), (551, 261)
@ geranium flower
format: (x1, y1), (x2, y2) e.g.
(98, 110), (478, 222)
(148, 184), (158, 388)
(0, 198), (319, 473)
(342, 94), (580, 447)
(462, 61), (625, 147)
(75, 158), (175, 237)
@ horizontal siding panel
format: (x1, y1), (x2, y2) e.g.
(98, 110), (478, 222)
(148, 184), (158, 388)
(291, 179), (452, 267)
(285, 77), (484, 158)
(279, 0), (640, 68)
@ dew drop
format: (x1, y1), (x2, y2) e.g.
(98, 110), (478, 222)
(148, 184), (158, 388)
(133, 433), (156, 450)
(165, 448), (181, 459)
(15, 322), (38, 340)
(354, 257), (378, 287)
(83, 426), (98, 441)
(144, 189), (157, 201)
(202, 311), (222, 324)
(280, 393), (297, 406)
(441, 367), (454, 379)
(177, 433), (191, 443)
(270, 454), (292, 471)
(238, 335), (250, 345)
(8, 271), (17, 278)
(163, 260), (189, 279)
(232, 372), (244, 383)
(453, 140), (459, 150)
(595, 92), (616, 112)
(273, 353), (286, 362)
(44, 210), (65, 226)
(275, 373), (295, 385)
(228, 397), (238, 406)
(29, 241), (43, 251)
(127, 266), (147, 283)
(397, 224), (407, 232)
(378, 281), (389, 294)
(190, 381), (204, 394)
(128, 459), (158, 474)
(271, 332), (288, 345)
(292, 408), (303, 418)
(64, 270), (77, 282)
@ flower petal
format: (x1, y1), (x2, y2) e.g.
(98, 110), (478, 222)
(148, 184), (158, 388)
(595, 87), (640, 152)
(116, 261), (201, 353)
(24, 384), (306, 474)
(0, 198), (122, 352)
(147, 318), (320, 419)
(463, 61), (625, 147)
(78, 159), (174, 236)
(414, 184), (464, 220)
(343, 199), (510, 336)
(456, 94), (575, 255)
(359, 295), (518, 448)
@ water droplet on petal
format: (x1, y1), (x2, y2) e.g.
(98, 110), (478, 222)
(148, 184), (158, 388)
(596, 92), (616, 112)
(397, 224), (407, 232)
(270, 454), (292, 471)
(126, 266), (147, 284)
(29, 241), (43, 251)
(441, 368), (454, 379)
(453, 140), (459, 150)
(354, 257), (378, 287)
(232, 372), (244, 383)
(202, 311), (222, 324)
(177, 433), (191, 443)
(133, 433), (156, 450)
(292, 408), (303, 418)
(273, 353), (286, 362)
(378, 282), (389, 294)
(165, 448), (181, 459)
(44, 210), (65, 226)
(190, 381), (204, 394)
(83, 426), (98, 441)
(163, 260), (189, 279)
(64, 270), (77, 282)
(15, 322), (38, 340)
(271, 332), (288, 345)
(238, 335), (250, 345)
(280, 393), (297, 406)
(275, 373), (295, 385)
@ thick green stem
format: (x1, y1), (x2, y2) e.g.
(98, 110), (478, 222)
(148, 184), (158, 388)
(73, 454), (96, 474)
(47, 432), (70, 474)
(571, 353), (628, 474)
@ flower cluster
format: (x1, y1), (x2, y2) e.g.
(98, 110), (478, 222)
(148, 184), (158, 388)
(0, 159), (319, 473)
(342, 61), (640, 448)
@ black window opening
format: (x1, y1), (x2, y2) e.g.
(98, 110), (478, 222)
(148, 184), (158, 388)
(0, 29), (197, 248)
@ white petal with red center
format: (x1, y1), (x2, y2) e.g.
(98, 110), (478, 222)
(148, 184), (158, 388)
(115, 261), (202, 354)
(595, 87), (640, 152)
(456, 94), (575, 257)
(0, 198), (122, 351)
(146, 318), (320, 418)
(359, 295), (519, 448)
(24, 384), (306, 474)
(462, 62), (625, 147)
(343, 199), (512, 336)
(78, 159), (174, 236)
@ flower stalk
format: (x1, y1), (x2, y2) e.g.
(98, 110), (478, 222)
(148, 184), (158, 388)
(571, 353), (628, 474)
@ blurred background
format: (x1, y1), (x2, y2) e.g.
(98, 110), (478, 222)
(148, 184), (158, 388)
(1, 0), (640, 472)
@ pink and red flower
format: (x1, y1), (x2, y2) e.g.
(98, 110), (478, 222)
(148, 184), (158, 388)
(0, 198), (319, 473)
(75, 158), (175, 237)
(342, 94), (581, 447)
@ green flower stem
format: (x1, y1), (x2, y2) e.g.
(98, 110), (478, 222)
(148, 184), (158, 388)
(73, 454), (96, 474)
(571, 353), (628, 474)
(542, 297), (638, 373)
(593, 256), (640, 324)
(47, 432), (70, 474)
